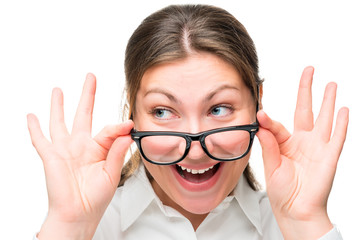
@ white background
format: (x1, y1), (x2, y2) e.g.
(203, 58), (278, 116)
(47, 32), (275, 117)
(0, 0), (359, 239)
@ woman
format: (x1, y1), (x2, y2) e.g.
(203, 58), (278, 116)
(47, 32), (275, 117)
(28, 5), (348, 239)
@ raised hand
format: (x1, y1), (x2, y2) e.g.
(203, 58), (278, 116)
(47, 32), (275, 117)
(256, 67), (349, 239)
(27, 74), (133, 239)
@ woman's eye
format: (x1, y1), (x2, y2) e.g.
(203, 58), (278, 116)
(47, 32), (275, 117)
(210, 105), (233, 117)
(152, 108), (176, 120)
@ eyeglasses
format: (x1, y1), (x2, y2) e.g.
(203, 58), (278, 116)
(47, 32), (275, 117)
(130, 122), (259, 165)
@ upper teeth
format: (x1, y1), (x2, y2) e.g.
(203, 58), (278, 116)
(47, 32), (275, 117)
(179, 165), (214, 174)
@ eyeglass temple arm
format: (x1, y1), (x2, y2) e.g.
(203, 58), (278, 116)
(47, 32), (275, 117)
(255, 85), (260, 124)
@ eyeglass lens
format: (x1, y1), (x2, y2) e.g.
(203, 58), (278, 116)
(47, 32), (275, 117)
(141, 135), (186, 164)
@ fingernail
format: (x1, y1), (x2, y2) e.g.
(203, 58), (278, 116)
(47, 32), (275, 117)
(123, 119), (133, 125)
(86, 73), (94, 80)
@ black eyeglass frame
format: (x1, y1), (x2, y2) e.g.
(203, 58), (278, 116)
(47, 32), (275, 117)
(131, 122), (259, 165)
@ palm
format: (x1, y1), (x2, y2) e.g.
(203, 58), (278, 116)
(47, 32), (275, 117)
(42, 135), (111, 218)
(257, 67), (349, 221)
(267, 130), (337, 219)
(27, 74), (133, 223)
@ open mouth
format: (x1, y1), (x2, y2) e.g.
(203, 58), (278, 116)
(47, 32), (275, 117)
(175, 163), (221, 183)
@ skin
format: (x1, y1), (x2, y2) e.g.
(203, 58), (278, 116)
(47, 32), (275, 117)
(133, 52), (256, 229)
(27, 52), (349, 239)
(257, 67), (349, 239)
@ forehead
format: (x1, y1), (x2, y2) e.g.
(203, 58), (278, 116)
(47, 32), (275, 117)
(139, 52), (245, 93)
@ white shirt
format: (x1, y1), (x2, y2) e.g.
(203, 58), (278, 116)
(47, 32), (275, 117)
(34, 164), (342, 239)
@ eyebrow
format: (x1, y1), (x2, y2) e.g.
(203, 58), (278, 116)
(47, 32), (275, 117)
(204, 84), (241, 103)
(143, 84), (241, 104)
(144, 88), (181, 104)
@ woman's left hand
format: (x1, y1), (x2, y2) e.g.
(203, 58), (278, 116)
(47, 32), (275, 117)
(256, 66), (349, 239)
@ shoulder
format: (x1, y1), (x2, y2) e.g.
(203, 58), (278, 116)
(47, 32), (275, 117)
(233, 175), (283, 238)
(256, 191), (283, 238)
(257, 191), (272, 219)
(94, 165), (156, 239)
(93, 187), (124, 239)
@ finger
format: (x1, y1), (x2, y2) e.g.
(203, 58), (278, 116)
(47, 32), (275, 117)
(294, 66), (315, 131)
(72, 73), (96, 135)
(331, 107), (349, 155)
(50, 88), (69, 141)
(256, 127), (282, 181)
(104, 135), (133, 186)
(94, 120), (134, 150)
(27, 113), (51, 159)
(314, 82), (337, 142)
(257, 110), (291, 145)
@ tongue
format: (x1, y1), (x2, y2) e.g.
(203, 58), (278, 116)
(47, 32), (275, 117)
(181, 165), (218, 183)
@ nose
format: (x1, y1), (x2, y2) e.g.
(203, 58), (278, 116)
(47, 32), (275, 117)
(182, 120), (212, 162)
(186, 140), (207, 160)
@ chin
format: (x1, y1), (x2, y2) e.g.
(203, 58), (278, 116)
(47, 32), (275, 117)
(145, 159), (248, 215)
(176, 193), (224, 214)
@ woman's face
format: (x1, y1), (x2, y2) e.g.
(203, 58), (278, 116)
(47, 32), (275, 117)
(133, 52), (256, 214)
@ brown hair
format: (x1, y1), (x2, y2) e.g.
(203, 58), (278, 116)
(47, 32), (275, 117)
(119, 4), (262, 190)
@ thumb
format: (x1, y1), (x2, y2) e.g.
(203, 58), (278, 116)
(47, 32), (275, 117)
(256, 126), (281, 181)
(94, 120), (134, 150)
(257, 110), (290, 145)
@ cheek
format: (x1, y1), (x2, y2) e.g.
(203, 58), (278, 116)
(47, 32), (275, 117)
(222, 157), (250, 192)
(143, 160), (163, 178)
(142, 160), (173, 190)
(142, 159), (180, 205)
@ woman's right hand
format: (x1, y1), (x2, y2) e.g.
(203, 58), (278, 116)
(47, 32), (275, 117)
(27, 73), (133, 239)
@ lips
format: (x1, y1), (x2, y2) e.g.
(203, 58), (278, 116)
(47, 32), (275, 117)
(171, 162), (223, 191)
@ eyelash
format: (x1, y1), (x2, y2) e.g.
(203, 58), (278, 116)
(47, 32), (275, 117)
(149, 104), (234, 120)
(149, 107), (177, 120)
(209, 104), (234, 117)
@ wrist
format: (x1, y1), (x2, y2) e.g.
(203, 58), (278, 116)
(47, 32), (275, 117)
(38, 215), (99, 240)
(276, 214), (333, 240)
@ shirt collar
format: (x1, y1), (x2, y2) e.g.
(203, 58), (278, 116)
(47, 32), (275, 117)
(120, 163), (155, 231)
(120, 163), (263, 235)
(233, 175), (263, 235)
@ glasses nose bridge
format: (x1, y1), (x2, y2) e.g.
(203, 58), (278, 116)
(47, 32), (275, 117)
(185, 132), (207, 150)
(186, 132), (204, 142)
(183, 132), (210, 160)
